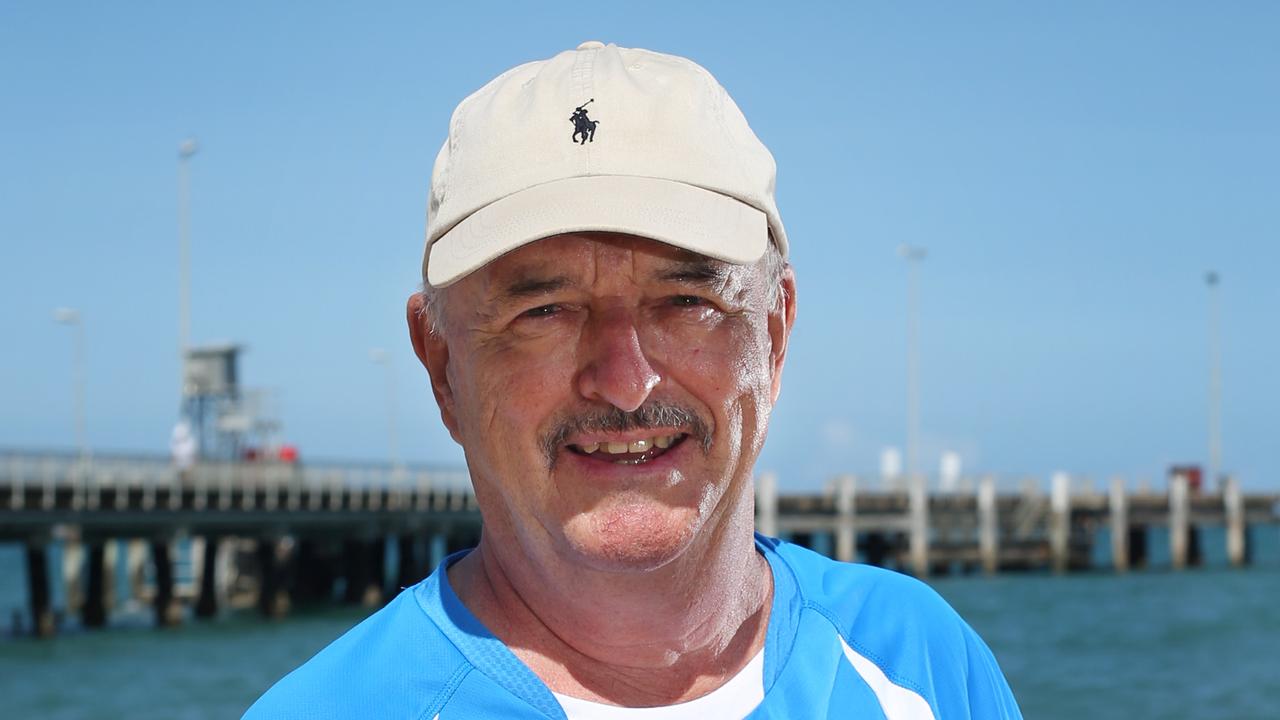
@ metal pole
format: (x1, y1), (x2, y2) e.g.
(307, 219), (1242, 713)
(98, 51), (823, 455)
(178, 139), (198, 383)
(369, 349), (402, 473)
(899, 244), (928, 575)
(899, 245), (927, 482)
(53, 308), (87, 458)
(71, 316), (86, 459)
(1206, 272), (1222, 490)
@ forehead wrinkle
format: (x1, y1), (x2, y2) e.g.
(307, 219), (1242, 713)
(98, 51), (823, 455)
(651, 259), (732, 288)
(483, 255), (591, 307)
(651, 255), (753, 307)
(498, 275), (574, 301)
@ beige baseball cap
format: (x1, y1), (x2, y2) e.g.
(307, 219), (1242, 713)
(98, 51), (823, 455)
(422, 41), (788, 288)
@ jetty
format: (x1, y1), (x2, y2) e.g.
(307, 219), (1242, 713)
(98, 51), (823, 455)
(3, 449), (1277, 638)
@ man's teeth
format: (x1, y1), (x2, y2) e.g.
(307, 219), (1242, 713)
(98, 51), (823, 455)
(577, 435), (679, 455)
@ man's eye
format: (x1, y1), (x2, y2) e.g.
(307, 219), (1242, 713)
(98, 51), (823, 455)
(670, 295), (706, 307)
(520, 304), (560, 318)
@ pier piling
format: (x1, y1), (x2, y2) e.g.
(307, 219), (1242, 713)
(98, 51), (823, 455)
(151, 539), (179, 627)
(1050, 473), (1070, 574)
(1225, 476), (1246, 567)
(195, 536), (219, 618)
(908, 473), (929, 577)
(25, 542), (55, 637)
(83, 541), (107, 628)
(835, 475), (857, 563)
(396, 533), (422, 589)
(368, 537), (387, 604)
(1170, 473), (1189, 570)
(978, 476), (997, 575)
(256, 537), (291, 619)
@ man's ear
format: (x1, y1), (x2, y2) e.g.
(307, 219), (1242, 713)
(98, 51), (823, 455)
(407, 293), (462, 443)
(767, 267), (797, 402)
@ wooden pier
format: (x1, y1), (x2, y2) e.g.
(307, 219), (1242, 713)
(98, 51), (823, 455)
(756, 472), (1276, 576)
(3, 450), (1277, 637)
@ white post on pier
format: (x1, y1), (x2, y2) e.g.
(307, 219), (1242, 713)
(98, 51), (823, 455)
(1109, 476), (1129, 573)
(908, 472), (929, 577)
(1050, 472), (1071, 574)
(835, 474), (857, 563)
(1224, 475), (1245, 567)
(978, 475), (998, 575)
(756, 472), (778, 538)
(1169, 471), (1190, 570)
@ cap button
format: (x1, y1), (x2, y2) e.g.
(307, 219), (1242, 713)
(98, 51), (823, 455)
(576, 40), (606, 50)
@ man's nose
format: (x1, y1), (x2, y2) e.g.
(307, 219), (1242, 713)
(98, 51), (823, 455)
(575, 308), (661, 412)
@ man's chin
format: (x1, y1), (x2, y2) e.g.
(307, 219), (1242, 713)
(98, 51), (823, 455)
(559, 504), (702, 574)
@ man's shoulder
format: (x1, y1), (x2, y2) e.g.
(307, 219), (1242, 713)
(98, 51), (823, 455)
(243, 582), (468, 719)
(762, 537), (1022, 719)
(765, 536), (960, 633)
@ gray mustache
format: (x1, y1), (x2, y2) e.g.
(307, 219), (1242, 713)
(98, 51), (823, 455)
(542, 402), (712, 467)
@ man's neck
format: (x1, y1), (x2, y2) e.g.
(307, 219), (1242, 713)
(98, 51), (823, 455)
(448, 517), (773, 707)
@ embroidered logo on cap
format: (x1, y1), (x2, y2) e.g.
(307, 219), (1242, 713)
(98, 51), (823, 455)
(570, 99), (598, 144)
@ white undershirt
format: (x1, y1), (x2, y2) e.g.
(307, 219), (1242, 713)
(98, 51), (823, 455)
(551, 648), (765, 720)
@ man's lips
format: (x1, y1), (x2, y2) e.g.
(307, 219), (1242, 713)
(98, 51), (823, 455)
(565, 433), (689, 465)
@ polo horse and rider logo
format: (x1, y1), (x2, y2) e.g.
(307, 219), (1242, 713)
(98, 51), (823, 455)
(570, 99), (599, 144)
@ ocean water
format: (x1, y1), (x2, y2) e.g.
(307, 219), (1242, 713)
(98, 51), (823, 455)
(933, 568), (1280, 719)
(2, 529), (1278, 719)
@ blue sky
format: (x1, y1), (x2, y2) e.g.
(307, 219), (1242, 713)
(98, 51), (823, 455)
(2, 1), (1277, 490)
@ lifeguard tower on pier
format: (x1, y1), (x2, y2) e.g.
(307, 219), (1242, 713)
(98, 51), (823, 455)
(181, 344), (280, 461)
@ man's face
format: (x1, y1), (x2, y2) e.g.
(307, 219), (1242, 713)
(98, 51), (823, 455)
(409, 232), (795, 574)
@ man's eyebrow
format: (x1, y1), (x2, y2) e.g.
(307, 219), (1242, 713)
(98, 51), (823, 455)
(495, 275), (574, 301)
(653, 260), (731, 287)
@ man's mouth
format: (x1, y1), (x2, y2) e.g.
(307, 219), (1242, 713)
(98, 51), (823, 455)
(566, 433), (688, 465)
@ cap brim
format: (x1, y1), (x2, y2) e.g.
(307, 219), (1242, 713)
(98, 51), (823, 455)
(425, 175), (768, 288)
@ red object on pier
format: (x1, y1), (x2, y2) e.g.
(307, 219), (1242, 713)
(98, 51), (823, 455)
(278, 445), (299, 463)
(1168, 465), (1202, 493)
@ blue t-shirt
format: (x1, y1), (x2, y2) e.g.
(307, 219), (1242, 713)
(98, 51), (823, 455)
(245, 535), (1022, 719)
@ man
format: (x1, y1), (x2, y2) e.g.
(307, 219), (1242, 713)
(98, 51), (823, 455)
(246, 41), (1021, 719)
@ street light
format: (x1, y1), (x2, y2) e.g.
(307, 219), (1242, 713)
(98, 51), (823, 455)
(178, 138), (199, 367)
(1206, 271), (1222, 489)
(898, 244), (929, 576)
(898, 244), (927, 482)
(53, 307), (87, 458)
(369, 348), (403, 473)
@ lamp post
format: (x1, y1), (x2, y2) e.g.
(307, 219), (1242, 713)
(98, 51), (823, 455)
(1206, 271), (1222, 490)
(898, 244), (928, 576)
(53, 307), (87, 459)
(369, 348), (403, 474)
(178, 138), (198, 374)
(898, 244), (927, 482)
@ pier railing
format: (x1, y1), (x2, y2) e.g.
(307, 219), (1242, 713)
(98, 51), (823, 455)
(1, 449), (476, 531)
